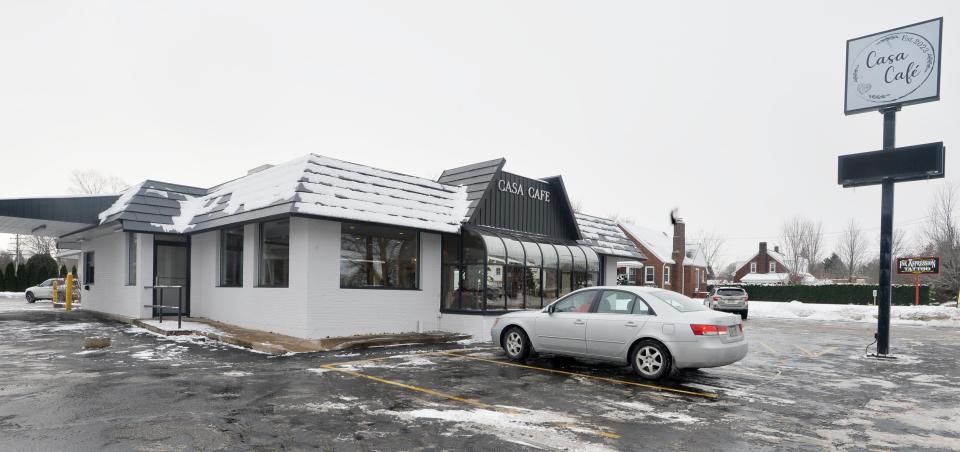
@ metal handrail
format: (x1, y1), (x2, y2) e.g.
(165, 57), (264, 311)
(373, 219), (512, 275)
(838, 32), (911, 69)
(143, 281), (184, 329)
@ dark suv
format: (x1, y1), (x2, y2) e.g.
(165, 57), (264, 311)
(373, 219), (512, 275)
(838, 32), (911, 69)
(705, 286), (749, 319)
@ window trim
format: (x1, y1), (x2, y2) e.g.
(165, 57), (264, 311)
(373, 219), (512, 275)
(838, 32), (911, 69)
(768, 261), (777, 273)
(750, 262), (757, 273)
(644, 266), (655, 284)
(125, 232), (137, 286)
(339, 222), (421, 291)
(257, 218), (290, 288)
(217, 226), (244, 288)
(663, 264), (671, 285)
(84, 251), (95, 285)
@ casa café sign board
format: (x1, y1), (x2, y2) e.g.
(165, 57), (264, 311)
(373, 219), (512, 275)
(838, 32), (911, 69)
(896, 257), (940, 275)
(845, 18), (942, 115)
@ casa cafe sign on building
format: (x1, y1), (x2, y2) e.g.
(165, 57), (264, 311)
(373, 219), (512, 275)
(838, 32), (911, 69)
(497, 179), (551, 202)
(845, 18), (942, 115)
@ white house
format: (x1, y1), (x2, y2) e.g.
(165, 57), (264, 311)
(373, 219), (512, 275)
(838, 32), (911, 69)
(0, 155), (645, 339)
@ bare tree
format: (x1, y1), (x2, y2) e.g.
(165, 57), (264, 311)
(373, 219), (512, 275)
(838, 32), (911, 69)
(780, 217), (807, 281)
(837, 218), (869, 282)
(691, 230), (725, 277)
(921, 183), (959, 299)
(605, 212), (634, 225)
(69, 170), (128, 194)
(802, 220), (824, 277)
(891, 228), (909, 260)
(26, 235), (57, 256)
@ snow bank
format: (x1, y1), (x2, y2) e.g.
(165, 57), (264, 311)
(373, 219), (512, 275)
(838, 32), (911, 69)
(0, 292), (25, 299)
(748, 301), (960, 327)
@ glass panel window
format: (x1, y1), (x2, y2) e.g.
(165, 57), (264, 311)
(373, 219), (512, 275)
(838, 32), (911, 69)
(768, 262), (776, 272)
(441, 234), (459, 264)
(525, 267), (542, 309)
(571, 246), (587, 272)
(750, 262), (757, 273)
(557, 246), (573, 272)
(441, 264), (460, 310)
(84, 251), (95, 284)
(521, 242), (542, 267)
(581, 246), (600, 272)
(597, 291), (636, 314)
(463, 230), (486, 264)
(340, 222), (418, 289)
(483, 234), (506, 265)
(552, 290), (595, 313)
(219, 226), (244, 287)
(460, 264), (484, 311)
(501, 235), (525, 265)
(543, 269), (558, 302)
(485, 265), (505, 310)
(258, 219), (289, 287)
(560, 272), (572, 297)
(632, 297), (652, 315)
(585, 271), (599, 287)
(663, 265), (671, 285)
(504, 265), (524, 310)
(539, 243), (558, 268)
(126, 233), (137, 286)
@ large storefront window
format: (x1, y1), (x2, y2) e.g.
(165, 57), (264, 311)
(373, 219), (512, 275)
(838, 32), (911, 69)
(219, 226), (243, 287)
(441, 228), (601, 314)
(340, 222), (419, 289)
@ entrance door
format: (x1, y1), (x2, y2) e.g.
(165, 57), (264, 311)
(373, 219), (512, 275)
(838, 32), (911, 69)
(153, 239), (190, 317)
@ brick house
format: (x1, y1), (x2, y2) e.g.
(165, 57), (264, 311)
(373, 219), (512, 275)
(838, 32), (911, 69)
(733, 242), (813, 284)
(618, 218), (709, 298)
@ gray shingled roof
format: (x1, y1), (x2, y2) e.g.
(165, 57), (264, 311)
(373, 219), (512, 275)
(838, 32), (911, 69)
(575, 213), (647, 259)
(98, 155), (469, 234)
(97, 180), (206, 234)
(437, 158), (505, 221)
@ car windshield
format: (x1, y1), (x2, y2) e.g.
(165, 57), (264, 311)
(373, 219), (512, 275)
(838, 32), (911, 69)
(718, 289), (745, 296)
(645, 290), (707, 312)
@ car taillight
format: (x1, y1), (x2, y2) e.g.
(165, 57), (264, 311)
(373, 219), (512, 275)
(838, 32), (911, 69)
(738, 324), (743, 332)
(712, 296), (720, 301)
(690, 324), (729, 336)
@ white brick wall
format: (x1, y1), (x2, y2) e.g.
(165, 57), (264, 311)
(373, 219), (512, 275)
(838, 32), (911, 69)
(81, 230), (153, 319)
(190, 219), (309, 338)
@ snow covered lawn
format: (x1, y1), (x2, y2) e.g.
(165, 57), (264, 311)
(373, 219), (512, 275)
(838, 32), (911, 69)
(0, 291), (25, 299)
(747, 301), (960, 327)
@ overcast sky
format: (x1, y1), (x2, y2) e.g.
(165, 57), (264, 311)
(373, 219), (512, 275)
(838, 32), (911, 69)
(0, 1), (957, 266)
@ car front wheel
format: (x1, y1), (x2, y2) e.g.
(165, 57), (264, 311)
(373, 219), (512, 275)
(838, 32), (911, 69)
(630, 340), (673, 380)
(741, 310), (749, 320)
(502, 327), (531, 361)
(25, 292), (35, 303)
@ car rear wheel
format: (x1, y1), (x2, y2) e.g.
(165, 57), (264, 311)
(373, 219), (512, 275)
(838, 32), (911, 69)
(25, 292), (35, 303)
(502, 327), (530, 361)
(630, 340), (673, 380)
(740, 310), (748, 320)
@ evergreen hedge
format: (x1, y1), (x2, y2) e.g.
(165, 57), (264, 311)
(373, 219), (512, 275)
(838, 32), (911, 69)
(713, 284), (931, 305)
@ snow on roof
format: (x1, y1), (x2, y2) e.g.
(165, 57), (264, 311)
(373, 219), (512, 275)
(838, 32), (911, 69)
(619, 222), (675, 264)
(574, 213), (646, 259)
(684, 243), (708, 268)
(739, 272), (791, 284)
(104, 154), (469, 234)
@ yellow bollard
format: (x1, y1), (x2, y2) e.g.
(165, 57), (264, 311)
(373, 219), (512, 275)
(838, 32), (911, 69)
(52, 279), (59, 304)
(65, 274), (73, 312)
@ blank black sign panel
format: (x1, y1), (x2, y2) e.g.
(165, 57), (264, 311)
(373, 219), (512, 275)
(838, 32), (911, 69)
(838, 142), (945, 188)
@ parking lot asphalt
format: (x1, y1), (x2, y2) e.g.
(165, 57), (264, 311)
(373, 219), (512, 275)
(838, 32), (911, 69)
(1, 299), (959, 451)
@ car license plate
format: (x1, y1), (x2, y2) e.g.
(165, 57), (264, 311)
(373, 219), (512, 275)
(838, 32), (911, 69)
(729, 326), (739, 337)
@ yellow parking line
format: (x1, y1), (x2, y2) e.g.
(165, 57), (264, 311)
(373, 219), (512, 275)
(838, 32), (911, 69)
(758, 341), (778, 355)
(320, 363), (494, 410)
(320, 359), (621, 440)
(441, 351), (718, 399)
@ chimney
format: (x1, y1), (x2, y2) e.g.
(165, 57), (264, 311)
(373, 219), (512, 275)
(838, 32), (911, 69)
(759, 242), (769, 274)
(672, 217), (686, 266)
(774, 245), (780, 254)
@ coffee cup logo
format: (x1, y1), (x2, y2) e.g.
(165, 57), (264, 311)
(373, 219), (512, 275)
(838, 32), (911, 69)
(851, 32), (937, 104)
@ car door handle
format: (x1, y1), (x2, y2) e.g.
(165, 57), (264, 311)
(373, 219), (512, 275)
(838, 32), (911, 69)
(573, 320), (585, 325)
(625, 321), (638, 327)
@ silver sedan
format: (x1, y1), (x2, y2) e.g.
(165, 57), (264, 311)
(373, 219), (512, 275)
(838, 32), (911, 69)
(490, 286), (748, 380)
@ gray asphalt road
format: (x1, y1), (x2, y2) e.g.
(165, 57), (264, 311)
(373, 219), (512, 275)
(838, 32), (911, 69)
(1, 299), (958, 451)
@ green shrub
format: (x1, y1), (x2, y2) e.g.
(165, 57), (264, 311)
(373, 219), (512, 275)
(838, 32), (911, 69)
(709, 284), (931, 305)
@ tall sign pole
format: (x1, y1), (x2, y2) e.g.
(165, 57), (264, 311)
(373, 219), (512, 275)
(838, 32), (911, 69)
(877, 106), (897, 355)
(841, 18), (944, 358)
